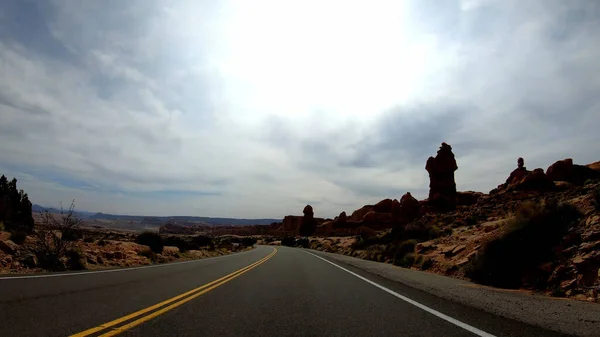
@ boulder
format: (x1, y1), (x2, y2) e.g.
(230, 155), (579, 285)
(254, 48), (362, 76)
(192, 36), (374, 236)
(456, 191), (483, 206)
(0, 240), (18, 254)
(373, 199), (393, 213)
(426, 142), (458, 210)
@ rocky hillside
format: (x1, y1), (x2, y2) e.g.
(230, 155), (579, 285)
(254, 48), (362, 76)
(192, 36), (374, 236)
(300, 143), (600, 303)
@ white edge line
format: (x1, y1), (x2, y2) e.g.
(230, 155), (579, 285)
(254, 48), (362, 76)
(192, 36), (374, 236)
(0, 247), (257, 280)
(302, 249), (497, 337)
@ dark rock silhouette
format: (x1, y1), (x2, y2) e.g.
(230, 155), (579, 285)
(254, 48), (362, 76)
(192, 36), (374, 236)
(299, 205), (317, 237)
(425, 143), (458, 210)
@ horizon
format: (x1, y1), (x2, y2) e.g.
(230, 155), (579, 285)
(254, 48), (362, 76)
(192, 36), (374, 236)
(2, 1), (600, 219)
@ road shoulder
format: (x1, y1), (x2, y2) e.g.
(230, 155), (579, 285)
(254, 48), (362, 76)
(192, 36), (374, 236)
(304, 248), (600, 337)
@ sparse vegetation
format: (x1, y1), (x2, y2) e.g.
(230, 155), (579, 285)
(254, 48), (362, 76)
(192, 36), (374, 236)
(136, 232), (164, 254)
(34, 200), (83, 271)
(296, 237), (309, 248)
(466, 200), (581, 288)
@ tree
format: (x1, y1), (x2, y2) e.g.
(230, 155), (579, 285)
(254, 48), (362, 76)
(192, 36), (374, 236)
(0, 175), (34, 233)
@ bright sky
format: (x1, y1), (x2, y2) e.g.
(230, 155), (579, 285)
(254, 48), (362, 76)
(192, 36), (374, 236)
(1, 0), (599, 218)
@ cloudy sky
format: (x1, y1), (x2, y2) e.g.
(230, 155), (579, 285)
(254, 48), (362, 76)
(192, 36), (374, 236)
(1, 0), (599, 218)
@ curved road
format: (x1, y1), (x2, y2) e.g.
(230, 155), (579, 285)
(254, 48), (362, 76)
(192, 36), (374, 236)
(0, 246), (569, 337)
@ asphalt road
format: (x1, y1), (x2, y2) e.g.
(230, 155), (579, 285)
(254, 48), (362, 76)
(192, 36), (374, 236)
(0, 246), (572, 337)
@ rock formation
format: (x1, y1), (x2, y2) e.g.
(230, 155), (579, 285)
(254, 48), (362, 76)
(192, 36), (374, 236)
(338, 211), (347, 225)
(299, 205), (317, 237)
(373, 198), (393, 213)
(547, 158), (600, 185)
(503, 157), (529, 188)
(426, 143), (458, 210)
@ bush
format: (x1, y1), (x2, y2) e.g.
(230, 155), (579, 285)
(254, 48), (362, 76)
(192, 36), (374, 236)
(240, 237), (257, 247)
(83, 236), (95, 243)
(62, 228), (82, 242)
(466, 200), (581, 288)
(192, 235), (214, 249)
(163, 236), (191, 252)
(281, 237), (295, 247)
(34, 200), (82, 271)
(0, 221), (4, 232)
(138, 249), (158, 262)
(10, 230), (28, 245)
(67, 249), (86, 270)
(296, 237), (309, 248)
(136, 232), (164, 254)
(394, 252), (418, 267)
(418, 256), (434, 270)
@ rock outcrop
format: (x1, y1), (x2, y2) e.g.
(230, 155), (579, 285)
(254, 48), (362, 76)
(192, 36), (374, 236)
(398, 192), (421, 223)
(373, 199), (393, 213)
(426, 143), (458, 210)
(349, 205), (373, 222)
(299, 205), (317, 236)
(547, 158), (600, 185)
(503, 157), (529, 188)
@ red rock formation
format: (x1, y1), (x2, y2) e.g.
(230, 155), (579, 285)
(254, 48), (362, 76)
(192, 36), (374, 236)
(338, 211), (347, 224)
(503, 157), (529, 188)
(391, 199), (401, 219)
(299, 205), (317, 236)
(426, 142), (458, 210)
(587, 161), (600, 171)
(399, 192), (421, 223)
(349, 205), (373, 222)
(547, 158), (600, 185)
(512, 168), (555, 191)
(361, 211), (393, 228)
(373, 198), (393, 213)
(281, 216), (302, 233)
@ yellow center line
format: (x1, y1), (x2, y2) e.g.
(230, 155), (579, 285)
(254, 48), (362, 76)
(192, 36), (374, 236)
(70, 248), (277, 337)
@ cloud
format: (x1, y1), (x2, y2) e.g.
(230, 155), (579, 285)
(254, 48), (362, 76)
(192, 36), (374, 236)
(1, 0), (599, 218)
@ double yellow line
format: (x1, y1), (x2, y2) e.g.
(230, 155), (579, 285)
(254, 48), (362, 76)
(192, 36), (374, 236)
(71, 248), (277, 337)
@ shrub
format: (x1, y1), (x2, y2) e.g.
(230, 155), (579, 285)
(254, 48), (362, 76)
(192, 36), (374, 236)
(97, 239), (108, 246)
(138, 249), (158, 262)
(281, 237), (295, 247)
(192, 235), (214, 249)
(466, 200), (581, 288)
(34, 200), (82, 271)
(83, 236), (95, 243)
(240, 237), (257, 247)
(62, 228), (82, 242)
(163, 236), (191, 252)
(10, 230), (28, 245)
(394, 252), (418, 267)
(418, 256), (434, 270)
(296, 237), (309, 248)
(0, 221), (4, 232)
(67, 249), (86, 270)
(136, 232), (164, 254)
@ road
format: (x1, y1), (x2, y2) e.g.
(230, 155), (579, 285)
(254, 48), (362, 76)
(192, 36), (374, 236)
(0, 246), (571, 337)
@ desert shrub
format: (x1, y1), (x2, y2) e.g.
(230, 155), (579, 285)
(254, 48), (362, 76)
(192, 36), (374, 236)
(467, 200), (581, 288)
(136, 232), (164, 254)
(394, 252), (419, 267)
(264, 237), (275, 243)
(62, 228), (82, 242)
(9, 230), (28, 244)
(296, 237), (309, 248)
(240, 237), (258, 247)
(83, 236), (95, 243)
(191, 235), (214, 249)
(34, 200), (82, 271)
(418, 256), (434, 270)
(397, 239), (418, 256)
(67, 249), (86, 270)
(281, 237), (295, 247)
(138, 249), (158, 262)
(0, 221), (4, 232)
(163, 236), (191, 252)
(97, 239), (108, 246)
